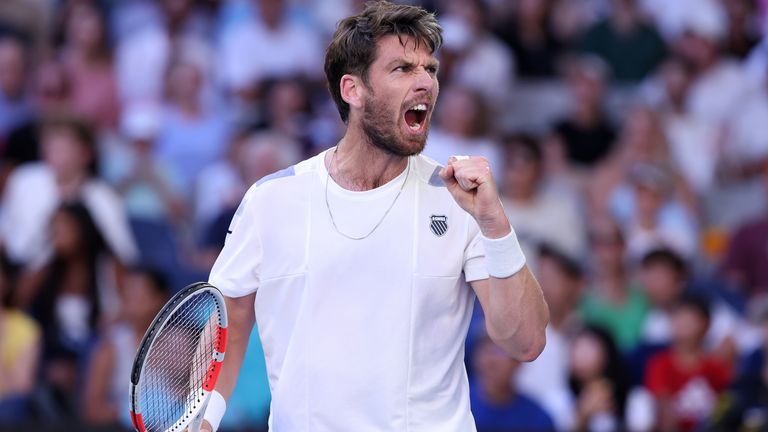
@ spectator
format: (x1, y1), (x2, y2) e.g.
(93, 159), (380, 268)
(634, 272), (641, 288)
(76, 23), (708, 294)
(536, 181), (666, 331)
(0, 32), (32, 139)
(500, 134), (585, 267)
(57, 0), (120, 132)
(0, 261), (41, 423)
(194, 129), (301, 230)
(493, 0), (564, 78)
(102, 101), (185, 223)
(548, 55), (617, 171)
(569, 326), (631, 432)
(639, 248), (759, 360)
(645, 294), (732, 431)
(722, 0), (762, 59)
(647, 56), (720, 195)
(470, 333), (555, 431)
(154, 57), (231, 196)
(438, 0), (515, 109)
(516, 244), (583, 430)
(580, 216), (649, 352)
(579, 0), (666, 83)
(423, 85), (503, 178)
(218, 0), (322, 93)
(261, 77), (315, 152)
(0, 115), (138, 270)
(81, 267), (169, 428)
(720, 296), (768, 430)
(609, 163), (698, 260)
(0, 58), (72, 197)
(721, 185), (768, 297)
(674, 3), (748, 127)
(113, 0), (214, 104)
(21, 203), (114, 418)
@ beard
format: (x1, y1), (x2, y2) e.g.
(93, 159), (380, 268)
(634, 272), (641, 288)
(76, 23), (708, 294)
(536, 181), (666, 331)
(361, 93), (429, 157)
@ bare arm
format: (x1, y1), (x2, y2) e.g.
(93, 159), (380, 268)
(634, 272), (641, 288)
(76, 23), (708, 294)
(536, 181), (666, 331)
(3, 332), (41, 395)
(215, 293), (256, 399)
(440, 156), (549, 362)
(471, 265), (548, 361)
(200, 292), (256, 431)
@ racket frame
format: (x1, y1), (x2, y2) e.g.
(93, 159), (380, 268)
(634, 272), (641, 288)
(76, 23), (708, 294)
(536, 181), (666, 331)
(129, 282), (228, 432)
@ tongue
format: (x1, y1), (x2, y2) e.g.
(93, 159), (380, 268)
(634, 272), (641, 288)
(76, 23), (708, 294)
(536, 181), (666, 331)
(405, 110), (419, 127)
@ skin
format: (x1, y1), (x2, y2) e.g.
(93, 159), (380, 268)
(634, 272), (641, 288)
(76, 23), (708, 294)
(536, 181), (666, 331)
(200, 33), (549, 431)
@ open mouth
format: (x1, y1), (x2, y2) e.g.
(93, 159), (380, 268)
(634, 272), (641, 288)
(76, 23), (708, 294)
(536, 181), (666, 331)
(404, 103), (428, 131)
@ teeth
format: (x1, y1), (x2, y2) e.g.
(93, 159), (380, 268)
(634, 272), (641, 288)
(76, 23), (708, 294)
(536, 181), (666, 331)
(410, 104), (427, 111)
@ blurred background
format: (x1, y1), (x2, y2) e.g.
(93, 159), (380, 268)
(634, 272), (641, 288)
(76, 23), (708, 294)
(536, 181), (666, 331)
(0, 0), (767, 430)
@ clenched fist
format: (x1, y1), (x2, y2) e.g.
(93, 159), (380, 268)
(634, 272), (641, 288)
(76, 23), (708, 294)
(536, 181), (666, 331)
(438, 156), (510, 239)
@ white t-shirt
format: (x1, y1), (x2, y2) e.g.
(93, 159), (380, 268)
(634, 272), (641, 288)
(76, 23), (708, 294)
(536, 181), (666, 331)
(209, 150), (488, 431)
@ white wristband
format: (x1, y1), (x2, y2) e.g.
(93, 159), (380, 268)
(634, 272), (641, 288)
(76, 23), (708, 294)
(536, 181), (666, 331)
(203, 390), (227, 432)
(482, 229), (526, 278)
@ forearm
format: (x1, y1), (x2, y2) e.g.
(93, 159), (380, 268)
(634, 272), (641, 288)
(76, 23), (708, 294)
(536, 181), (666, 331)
(215, 293), (256, 399)
(483, 266), (549, 361)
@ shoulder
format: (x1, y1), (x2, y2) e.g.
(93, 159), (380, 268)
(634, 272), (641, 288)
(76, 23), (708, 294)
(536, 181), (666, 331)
(239, 154), (321, 206)
(7, 163), (52, 186)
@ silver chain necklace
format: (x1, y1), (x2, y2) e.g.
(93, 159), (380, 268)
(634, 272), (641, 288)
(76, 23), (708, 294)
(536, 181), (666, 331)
(325, 148), (411, 240)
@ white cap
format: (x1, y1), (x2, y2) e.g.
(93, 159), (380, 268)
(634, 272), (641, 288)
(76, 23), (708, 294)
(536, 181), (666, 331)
(121, 101), (162, 141)
(440, 15), (472, 51)
(682, 1), (727, 42)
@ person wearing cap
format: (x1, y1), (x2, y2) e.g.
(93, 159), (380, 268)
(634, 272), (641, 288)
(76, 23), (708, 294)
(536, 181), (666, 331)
(101, 102), (186, 223)
(608, 162), (698, 261)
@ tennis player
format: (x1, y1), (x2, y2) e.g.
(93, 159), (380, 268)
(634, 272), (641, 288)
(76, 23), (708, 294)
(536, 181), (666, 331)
(202, 2), (549, 431)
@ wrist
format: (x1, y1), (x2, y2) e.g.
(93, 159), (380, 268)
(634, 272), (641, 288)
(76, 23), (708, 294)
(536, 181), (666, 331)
(476, 206), (511, 239)
(482, 229), (526, 278)
(203, 390), (226, 432)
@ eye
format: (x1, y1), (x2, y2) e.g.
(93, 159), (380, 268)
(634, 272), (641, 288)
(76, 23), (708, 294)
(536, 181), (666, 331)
(426, 65), (438, 75)
(393, 64), (411, 73)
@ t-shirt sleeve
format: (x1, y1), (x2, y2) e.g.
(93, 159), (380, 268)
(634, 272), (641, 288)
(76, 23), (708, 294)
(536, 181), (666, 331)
(208, 185), (262, 297)
(463, 216), (488, 282)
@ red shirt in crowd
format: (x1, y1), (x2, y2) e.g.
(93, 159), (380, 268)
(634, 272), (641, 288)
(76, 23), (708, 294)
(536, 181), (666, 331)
(645, 350), (732, 431)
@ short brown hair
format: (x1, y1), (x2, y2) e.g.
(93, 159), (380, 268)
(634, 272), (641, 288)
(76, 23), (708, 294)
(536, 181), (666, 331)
(324, 1), (442, 123)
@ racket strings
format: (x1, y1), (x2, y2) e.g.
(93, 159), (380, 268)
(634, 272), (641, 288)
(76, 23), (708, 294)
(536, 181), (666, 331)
(139, 291), (220, 431)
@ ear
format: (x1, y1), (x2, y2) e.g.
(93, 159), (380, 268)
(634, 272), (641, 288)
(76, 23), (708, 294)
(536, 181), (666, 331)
(340, 74), (366, 112)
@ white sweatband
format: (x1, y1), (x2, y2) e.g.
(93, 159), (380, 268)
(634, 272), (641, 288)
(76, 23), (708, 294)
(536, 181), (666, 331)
(453, 155), (470, 161)
(203, 390), (227, 431)
(482, 229), (526, 278)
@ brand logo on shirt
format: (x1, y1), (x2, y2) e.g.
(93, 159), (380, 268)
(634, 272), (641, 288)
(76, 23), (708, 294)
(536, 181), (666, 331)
(430, 215), (448, 236)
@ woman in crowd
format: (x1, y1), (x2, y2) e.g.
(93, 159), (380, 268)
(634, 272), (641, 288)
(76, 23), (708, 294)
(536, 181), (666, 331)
(569, 325), (631, 432)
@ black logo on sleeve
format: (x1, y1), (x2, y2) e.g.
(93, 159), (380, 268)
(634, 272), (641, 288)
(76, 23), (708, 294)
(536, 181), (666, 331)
(430, 215), (448, 236)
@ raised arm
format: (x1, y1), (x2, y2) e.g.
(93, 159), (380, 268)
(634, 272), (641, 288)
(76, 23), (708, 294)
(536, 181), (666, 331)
(201, 292), (256, 432)
(439, 156), (549, 361)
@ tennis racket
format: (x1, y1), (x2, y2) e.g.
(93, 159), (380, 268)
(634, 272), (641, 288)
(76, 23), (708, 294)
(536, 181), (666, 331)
(129, 282), (228, 432)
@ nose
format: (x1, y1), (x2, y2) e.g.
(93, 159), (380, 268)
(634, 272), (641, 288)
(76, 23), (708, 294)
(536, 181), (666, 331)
(414, 67), (436, 93)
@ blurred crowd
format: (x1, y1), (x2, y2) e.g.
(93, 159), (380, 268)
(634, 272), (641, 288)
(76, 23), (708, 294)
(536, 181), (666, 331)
(0, 0), (767, 430)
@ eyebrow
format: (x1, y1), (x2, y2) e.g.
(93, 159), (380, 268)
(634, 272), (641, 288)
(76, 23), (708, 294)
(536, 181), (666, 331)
(385, 58), (440, 70)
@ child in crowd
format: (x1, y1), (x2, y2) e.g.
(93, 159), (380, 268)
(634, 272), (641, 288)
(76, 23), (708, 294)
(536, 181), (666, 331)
(645, 294), (732, 431)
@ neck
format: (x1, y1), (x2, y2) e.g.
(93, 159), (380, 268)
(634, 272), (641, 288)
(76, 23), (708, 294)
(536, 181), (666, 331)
(595, 271), (626, 300)
(56, 171), (88, 198)
(673, 343), (702, 364)
(329, 131), (409, 191)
